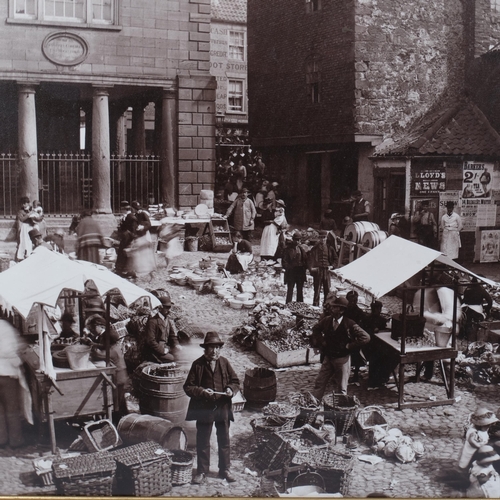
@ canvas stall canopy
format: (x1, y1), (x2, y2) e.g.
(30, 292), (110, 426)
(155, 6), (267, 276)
(332, 236), (497, 300)
(0, 246), (161, 318)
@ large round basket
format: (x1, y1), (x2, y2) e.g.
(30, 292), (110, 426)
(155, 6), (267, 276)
(323, 394), (360, 436)
(170, 450), (193, 486)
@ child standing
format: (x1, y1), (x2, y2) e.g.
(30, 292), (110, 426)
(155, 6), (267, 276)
(467, 445), (500, 498)
(459, 408), (499, 470)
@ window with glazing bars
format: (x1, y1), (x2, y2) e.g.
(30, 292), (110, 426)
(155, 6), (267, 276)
(228, 80), (244, 111)
(13, 0), (113, 23)
(229, 31), (245, 61)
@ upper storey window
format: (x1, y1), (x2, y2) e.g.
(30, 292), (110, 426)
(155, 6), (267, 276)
(229, 31), (245, 61)
(10, 0), (116, 26)
(306, 0), (322, 13)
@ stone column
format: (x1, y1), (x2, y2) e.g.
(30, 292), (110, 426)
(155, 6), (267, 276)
(160, 86), (177, 208)
(91, 86), (112, 214)
(17, 83), (39, 201)
(131, 103), (146, 154)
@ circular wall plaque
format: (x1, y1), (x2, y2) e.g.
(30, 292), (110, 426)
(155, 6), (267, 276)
(42, 32), (88, 66)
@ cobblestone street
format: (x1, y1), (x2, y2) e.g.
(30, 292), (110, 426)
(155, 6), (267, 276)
(0, 240), (499, 498)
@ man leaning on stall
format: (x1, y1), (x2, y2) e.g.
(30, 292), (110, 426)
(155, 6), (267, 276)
(142, 296), (182, 363)
(310, 296), (370, 398)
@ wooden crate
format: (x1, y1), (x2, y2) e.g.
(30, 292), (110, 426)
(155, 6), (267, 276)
(209, 219), (233, 252)
(256, 340), (307, 368)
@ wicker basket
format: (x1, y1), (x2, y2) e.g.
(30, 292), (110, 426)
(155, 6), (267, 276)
(251, 417), (297, 448)
(323, 394), (360, 436)
(170, 449), (194, 485)
(293, 448), (353, 496)
(255, 425), (329, 472)
(355, 406), (388, 443)
(81, 419), (122, 452)
(111, 441), (172, 496)
(53, 451), (116, 496)
(288, 392), (322, 427)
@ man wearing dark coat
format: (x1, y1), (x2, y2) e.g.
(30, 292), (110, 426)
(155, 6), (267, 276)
(141, 296), (180, 362)
(282, 232), (308, 303)
(183, 332), (240, 485)
(310, 297), (370, 398)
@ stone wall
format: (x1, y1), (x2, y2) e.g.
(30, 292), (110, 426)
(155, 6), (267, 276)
(248, 0), (473, 144)
(354, 0), (466, 137)
(178, 75), (217, 209)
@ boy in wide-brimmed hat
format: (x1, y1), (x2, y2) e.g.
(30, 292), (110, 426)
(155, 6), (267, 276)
(459, 408), (499, 470)
(184, 332), (240, 485)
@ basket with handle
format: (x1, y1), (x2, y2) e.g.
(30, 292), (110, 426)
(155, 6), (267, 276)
(81, 419), (122, 452)
(355, 406), (388, 443)
(296, 448), (353, 495)
(170, 449), (194, 485)
(323, 394), (360, 436)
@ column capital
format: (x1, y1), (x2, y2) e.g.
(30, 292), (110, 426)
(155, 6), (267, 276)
(17, 82), (39, 93)
(92, 85), (114, 97)
(162, 86), (177, 99)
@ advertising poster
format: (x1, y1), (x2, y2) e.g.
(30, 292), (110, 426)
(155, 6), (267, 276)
(480, 230), (500, 262)
(462, 161), (494, 199)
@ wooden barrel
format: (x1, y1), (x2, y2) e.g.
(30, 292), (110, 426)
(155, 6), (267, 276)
(362, 230), (388, 248)
(243, 367), (277, 409)
(343, 221), (380, 243)
(200, 189), (214, 210)
(117, 413), (188, 450)
(139, 365), (189, 423)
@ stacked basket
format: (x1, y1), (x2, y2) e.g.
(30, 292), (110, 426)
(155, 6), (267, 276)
(111, 441), (172, 496)
(251, 403), (299, 449)
(53, 451), (116, 496)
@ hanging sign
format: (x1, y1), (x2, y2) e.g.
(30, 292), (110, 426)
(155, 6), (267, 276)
(411, 167), (446, 195)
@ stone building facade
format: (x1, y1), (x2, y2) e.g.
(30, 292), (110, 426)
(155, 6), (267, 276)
(248, 0), (500, 230)
(0, 0), (216, 222)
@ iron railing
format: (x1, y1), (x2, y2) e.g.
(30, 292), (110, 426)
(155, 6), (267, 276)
(0, 152), (161, 216)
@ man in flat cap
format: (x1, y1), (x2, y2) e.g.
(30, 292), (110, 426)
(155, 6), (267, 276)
(142, 296), (181, 363)
(282, 232), (308, 303)
(184, 332), (240, 485)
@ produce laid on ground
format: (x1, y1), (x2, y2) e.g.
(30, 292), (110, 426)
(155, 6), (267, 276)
(367, 426), (426, 463)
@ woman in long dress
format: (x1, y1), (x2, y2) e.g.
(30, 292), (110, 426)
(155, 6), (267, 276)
(259, 200), (287, 260)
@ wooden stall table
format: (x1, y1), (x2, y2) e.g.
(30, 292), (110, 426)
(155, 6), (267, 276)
(22, 349), (116, 453)
(373, 331), (458, 410)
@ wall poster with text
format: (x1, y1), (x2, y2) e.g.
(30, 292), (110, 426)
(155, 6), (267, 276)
(462, 162), (494, 199)
(480, 230), (500, 263)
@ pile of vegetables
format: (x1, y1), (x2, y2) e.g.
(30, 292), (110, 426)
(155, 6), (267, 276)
(231, 302), (319, 352)
(456, 341), (500, 385)
(368, 426), (425, 463)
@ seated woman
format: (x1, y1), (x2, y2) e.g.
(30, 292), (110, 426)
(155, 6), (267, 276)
(225, 232), (253, 274)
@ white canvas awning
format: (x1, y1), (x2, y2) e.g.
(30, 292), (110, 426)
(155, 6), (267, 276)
(333, 235), (496, 299)
(0, 246), (161, 318)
